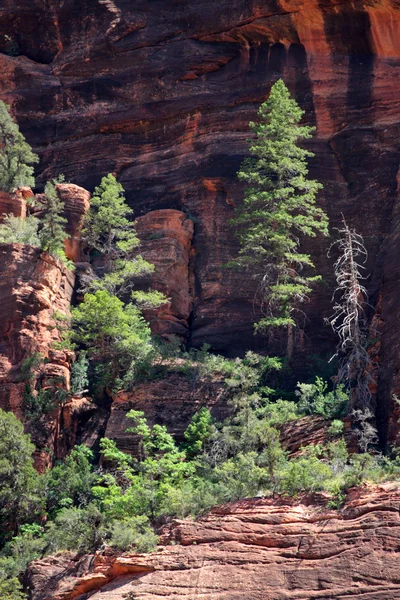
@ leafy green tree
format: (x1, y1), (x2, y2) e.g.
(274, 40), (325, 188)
(45, 445), (96, 514)
(0, 410), (43, 540)
(0, 214), (40, 246)
(213, 452), (268, 502)
(38, 180), (72, 268)
(295, 377), (348, 419)
(83, 174), (160, 301)
(183, 407), (215, 460)
(0, 101), (38, 193)
(44, 504), (104, 554)
(95, 410), (195, 520)
(230, 79), (328, 335)
(108, 516), (158, 552)
(0, 575), (26, 600)
(71, 290), (153, 390)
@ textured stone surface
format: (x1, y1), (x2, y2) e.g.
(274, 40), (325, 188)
(0, 184), (89, 467)
(107, 370), (230, 452)
(2, 2), (400, 440)
(56, 183), (91, 262)
(136, 209), (194, 340)
(27, 484), (400, 600)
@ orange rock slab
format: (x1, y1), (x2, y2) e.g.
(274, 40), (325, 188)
(28, 484), (400, 600)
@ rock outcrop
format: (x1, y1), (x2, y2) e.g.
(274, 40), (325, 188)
(0, 185), (89, 468)
(27, 483), (400, 600)
(136, 209), (194, 340)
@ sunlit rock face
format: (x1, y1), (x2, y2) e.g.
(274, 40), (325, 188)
(0, 184), (89, 469)
(27, 484), (400, 600)
(1, 1), (400, 441)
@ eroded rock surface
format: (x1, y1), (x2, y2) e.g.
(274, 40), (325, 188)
(136, 209), (194, 340)
(27, 484), (400, 600)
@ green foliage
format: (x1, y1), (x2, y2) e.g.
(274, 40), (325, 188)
(38, 180), (72, 268)
(83, 174), (162, 303)
(108, 516), (158, 553)
(279, 454), (332, 496)
(229, 80), (328, 332)
(0, 101), (38, 192)
(70, 352), (89, 396)
(71, 290), (153, 392)
(295, 377), (348, 419)
(44, 504), (104, 554)
(328, 420), (345, 437)
(0, 525), (45, 580)
(45, 445), (96, 514)
(0, 214), (40, 246)
(183, 407), (215, 459)
(0, 576), (26, 600)
(212, 452), (268, 502)
(0, 410), (43, 540)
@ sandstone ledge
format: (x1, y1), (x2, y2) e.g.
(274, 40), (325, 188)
(28, 483), (400, 600)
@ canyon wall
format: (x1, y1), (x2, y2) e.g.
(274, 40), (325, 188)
(1, 1), (400, 436)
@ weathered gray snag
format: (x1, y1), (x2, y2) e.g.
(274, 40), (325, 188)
(327, 218), (377, 450)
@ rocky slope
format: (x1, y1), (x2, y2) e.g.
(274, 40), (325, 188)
(2, 0), (400, 444)
(27, 483), (400, 600)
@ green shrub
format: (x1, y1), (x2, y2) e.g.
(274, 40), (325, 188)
(328, 420), (345, 437)
(0, 215), (40, 246)
(295, 377), (348, 419)
(0, 576), (26, 600)
(108, 516), (158, 553)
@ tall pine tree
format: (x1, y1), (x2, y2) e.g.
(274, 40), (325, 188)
(230, 79), (328, 338)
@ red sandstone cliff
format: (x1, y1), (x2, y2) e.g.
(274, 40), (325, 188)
(0, 185), (89, 468)
(27, 483), (400, 600)
(2, 1), (400, 445)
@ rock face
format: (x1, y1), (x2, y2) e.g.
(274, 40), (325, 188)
(2, 0), (400, 443)
(107, 370), (229, 452)
(0, 185), (89, 467)
(27, 484), (400, 600)
(136, 209), (194, 340)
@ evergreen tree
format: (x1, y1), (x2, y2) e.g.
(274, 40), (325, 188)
(230, 79), (328, 335)
(71, 290), (153, 390)
(83, 174), (164, 307)
(0, 101), (38, 193)
(38, 180), (72, 267)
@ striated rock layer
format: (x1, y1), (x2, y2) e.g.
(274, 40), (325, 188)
(27, 483), (400, 600)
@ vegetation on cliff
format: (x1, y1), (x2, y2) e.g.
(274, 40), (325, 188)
(0, 81), (386, 600)
(0, 101), (38, 193)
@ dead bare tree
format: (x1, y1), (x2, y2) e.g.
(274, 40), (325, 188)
(327, 217), (377, 451)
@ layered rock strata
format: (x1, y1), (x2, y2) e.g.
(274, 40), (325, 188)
(2, 1), (400, 443)
(27, 483), (400, 600)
